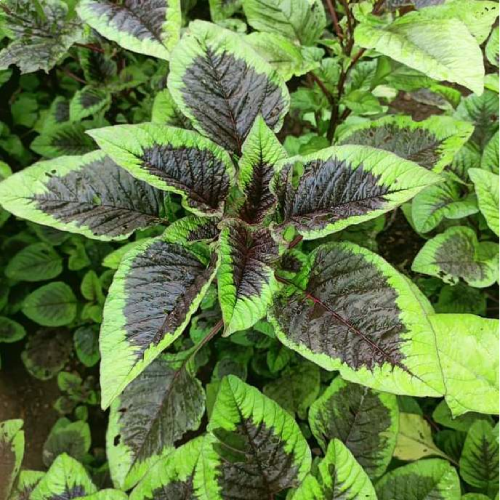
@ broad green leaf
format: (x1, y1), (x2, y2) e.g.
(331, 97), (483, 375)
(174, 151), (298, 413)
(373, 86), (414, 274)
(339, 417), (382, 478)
(209, 0), (241, 21)
(9, 470), (45, 500)
(0, 419), (24, 500)
(0, 151), (167, 241)
(22, 282), (77, 327)
(246, 32), (323, 81)
(452, 143), (482, 179)
(79, 47), (117, 86)
(31, 122), (97, 158)
(74, 325), (100, 367)
(269, 241), (446, 398)
(272, 145), (440, 240)
(31, 453), (97, 500)
(21, 328), (73, 380)
(70, 86), (111, 122)
(151, 88), (192, 129)
(77, 0), (181, 59)
(242, 0), (326, 45)
(99, 238), (216, 409)
(394, 413), (451, 461)
(89, 124), (234, 217)
(435, 284), (486, 315)
(432, 400), (492, 433)
(486, 27), (499, 67)
(454, 91), (499, 151)
(43, 97), (70, 132)
(233, 116), (287, 224)
(107, 354), (205, 490)
(130, 437), (204, 500)
(468, 169), (499, 235)
(5, 243), (63, 282)
(43, 418), (91, 467)
(80, 491), (128, 500)
(355, 14), (485, 95)
(460, 421), (499, 491)
(218, 220), (280, 335)
(0, 317), (26, 343)
(197, 375), (311, 499)
(418, 0), (499, 43)
(0, 0), (81, 74)
(338, 115), (473, 173)
(412, 226), (499, 287)
(376, 459), (461, 500)
(309, 376), (399, 478)
(167, 21), (290, 153)
(411, 180), (478, 233)
(292, 439), (376, 500)
(263, 361), (320, 418)
(481, 132), (499, 174)
(163, 216), (220, 244)
(429, 314), (499, 416)
(462, 495), (491, 500)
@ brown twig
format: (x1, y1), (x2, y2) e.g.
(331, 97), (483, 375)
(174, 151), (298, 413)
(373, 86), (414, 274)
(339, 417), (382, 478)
(74, 42), (106, 54)
(324, 0), (344, 41)
(310, 72), (335, 104)
(60, 68), (86, 84)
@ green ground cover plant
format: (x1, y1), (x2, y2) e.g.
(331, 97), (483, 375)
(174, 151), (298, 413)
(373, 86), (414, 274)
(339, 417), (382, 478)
(0, 0), (498, 499)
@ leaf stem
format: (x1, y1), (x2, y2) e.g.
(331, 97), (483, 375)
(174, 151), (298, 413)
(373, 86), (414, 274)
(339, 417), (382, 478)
(324, 0), (344, 41)
(74, 42), (106, 54)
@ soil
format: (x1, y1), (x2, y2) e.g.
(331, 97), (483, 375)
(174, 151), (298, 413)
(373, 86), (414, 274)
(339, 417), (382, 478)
(0, 341), (59, 471)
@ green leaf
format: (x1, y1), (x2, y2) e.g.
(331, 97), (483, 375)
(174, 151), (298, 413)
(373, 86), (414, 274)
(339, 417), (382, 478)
(411, 180), (478, 234)
(435, 284), (486, 315)
(163, 216), (220, 245)
(0, 0), (81, 74)
(79, 46), (117, 86)
(394, 413), (451, 461)
(31, 122), (97, 158)
(0, 317), (26, 343)
(309, 376), (399, 478)
(486, 26), (499, 67)
(31, 453), (97, 500)
(89, 123), (234, 217)
(376, 459), (461, 500)
(107, 354), (205, 490)
(209, 0), (241, 21)
(22, 282), (77, 327)
(198, 375), (311, 499)
(246, 32), (324, 81)
(151, 88), (192, 129)
(99, 238), (216, 409)
(432, 400), (492, 433)
(79, 491), (128, 500)
(418, 0), (499, 44)
(130, 437), (204, 500)
(9, 470), (45, 500)
(412, 226), (499, 287)
(218, 220), (280, 335)
(428, 314), (499, 416)
(272, 145), (440, 240)
(468, 169), (499, 235)
(454, 90), (499, 151)
(5, 243), (63, 282)
(242, 0), (326, 45)
(263, 361), (320, 418)
(77, 0), (181, 60)
(460, 421), (499, 491)
(21, 328), (73, 380)
(167, 21), (290, 153)
(0, 419), (24, 500)
(481, 132), (499, 174)
(74, 326), (100, 368)
(69, 86), (111, 122)
(292, 439), (376, 500)
(43, 418), (91, 467)
(0, 151), (168, 241)
(338, 115), (473, 173)
(355, 14), (485, 95)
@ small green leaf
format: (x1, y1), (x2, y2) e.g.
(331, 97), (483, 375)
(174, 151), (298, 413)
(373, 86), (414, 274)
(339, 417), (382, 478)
(0, 317), (26, 343)
(5, 243), (63, 282)
(22, 282), (77, 326)
(432, 400), (492, 433)
(74, 325), (100, 367)
(394, 413), (452, 462)
(376, 459), (461, 500)
(468, 169), (499, 235)
(0, 419), (24, 500)
(70, 86), (111, 121)
(460, 421), (499, 491)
